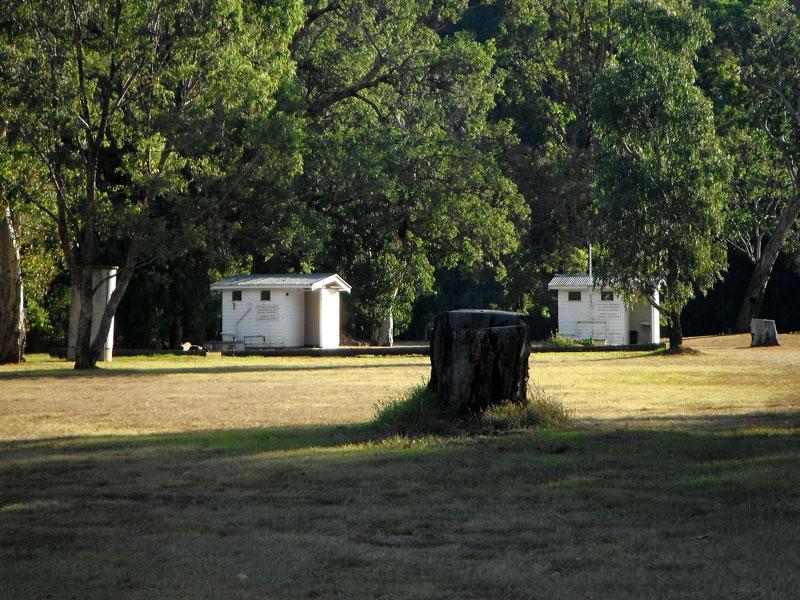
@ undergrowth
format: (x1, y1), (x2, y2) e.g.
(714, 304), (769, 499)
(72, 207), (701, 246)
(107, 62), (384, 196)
(373, 382), (573, 436)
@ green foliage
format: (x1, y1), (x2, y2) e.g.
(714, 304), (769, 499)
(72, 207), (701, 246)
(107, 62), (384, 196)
(286, 3), (527, 339)
(591, 1), (729, 345)
(495, 0), (615, 285)
(547, 332), (581, 348)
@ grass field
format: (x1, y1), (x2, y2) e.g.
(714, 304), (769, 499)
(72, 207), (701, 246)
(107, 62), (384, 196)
(1, 334), (799, 598)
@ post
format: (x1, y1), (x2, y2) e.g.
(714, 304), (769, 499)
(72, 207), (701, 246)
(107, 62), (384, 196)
(67, 267), (117, 361)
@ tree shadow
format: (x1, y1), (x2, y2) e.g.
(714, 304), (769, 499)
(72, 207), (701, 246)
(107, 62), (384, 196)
(1, 417), (799, 598)
(0, 362), (427, 381)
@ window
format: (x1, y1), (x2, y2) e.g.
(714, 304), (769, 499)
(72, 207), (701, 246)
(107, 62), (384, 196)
(601, 291), (614, 301)
(232, 290), (242, 302)
(261, 290), (271, 302)
(568, 291), (581, 301)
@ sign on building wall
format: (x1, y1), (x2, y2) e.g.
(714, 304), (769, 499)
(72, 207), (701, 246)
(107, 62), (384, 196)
(256, 305), (280, 321)
(595, 302), (622, 319)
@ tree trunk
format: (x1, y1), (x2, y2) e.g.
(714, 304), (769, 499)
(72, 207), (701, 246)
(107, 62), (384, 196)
(429, 310), (530, 417)
(371, 308), (393, 347)
(0, 206), (25, 364)
(370, 287), (398, 347)
(73, 258), (135, 369)
(73, 265), (97, 369)
(667, 310), (683, 352)
(735, 199), (800, 332)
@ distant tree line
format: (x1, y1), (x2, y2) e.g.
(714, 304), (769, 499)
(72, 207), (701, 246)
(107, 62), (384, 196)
(1, 0), (798, 365)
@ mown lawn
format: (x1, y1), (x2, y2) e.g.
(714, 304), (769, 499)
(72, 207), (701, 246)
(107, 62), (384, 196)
(1, 335), (799, 598)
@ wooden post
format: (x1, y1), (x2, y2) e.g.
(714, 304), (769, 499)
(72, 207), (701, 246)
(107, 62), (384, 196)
(429, 310), (530, 417)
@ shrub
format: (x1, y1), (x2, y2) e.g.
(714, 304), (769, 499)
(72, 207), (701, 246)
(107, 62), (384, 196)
(547, 332), (581, 348)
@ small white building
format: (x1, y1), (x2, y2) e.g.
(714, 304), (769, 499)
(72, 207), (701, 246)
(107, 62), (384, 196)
(210, 273), (351, 349)
(548, 274), (660, 346)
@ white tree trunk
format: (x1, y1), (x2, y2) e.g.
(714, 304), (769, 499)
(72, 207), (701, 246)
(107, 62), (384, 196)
(372, 308), (394, 347)
(0, 205), (25, 363)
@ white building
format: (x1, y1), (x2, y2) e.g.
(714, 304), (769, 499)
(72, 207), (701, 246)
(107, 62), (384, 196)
(210, 273), (351, 349)
(547, 274), (660, 346)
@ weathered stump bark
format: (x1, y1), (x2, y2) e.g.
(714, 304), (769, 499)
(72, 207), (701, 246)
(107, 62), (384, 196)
(750, 319), (780, 347)
(429, 310), (530, 417)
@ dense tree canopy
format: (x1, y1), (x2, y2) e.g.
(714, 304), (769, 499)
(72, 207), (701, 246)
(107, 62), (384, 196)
(1, 0), (799, 358)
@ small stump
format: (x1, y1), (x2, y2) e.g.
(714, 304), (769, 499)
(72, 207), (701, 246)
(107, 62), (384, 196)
(751, 319), (780, 347)
(429, 310), (530, 417)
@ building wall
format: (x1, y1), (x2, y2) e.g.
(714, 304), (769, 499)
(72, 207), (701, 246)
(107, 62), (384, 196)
(304, 290), (321, 346)
(557, 288), (628, 345)
(318, 289), (340, 349)
(628, 298), (654, 344)
(221, 288), (305, 347)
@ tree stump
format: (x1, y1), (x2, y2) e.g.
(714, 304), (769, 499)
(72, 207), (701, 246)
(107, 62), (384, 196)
(429, 310), (530, 417)
(750, 319), (780, 347)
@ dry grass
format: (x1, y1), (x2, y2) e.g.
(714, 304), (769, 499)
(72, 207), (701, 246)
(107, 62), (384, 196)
(1, 335), (800, 598)
(0, 354), (429, 440)
(2, 334), (799, 440)
(534, 333), (800, 428)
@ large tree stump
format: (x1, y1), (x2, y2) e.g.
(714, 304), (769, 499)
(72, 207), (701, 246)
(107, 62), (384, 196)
(750, 319), (780, 347)
(429, 310), (530, 417)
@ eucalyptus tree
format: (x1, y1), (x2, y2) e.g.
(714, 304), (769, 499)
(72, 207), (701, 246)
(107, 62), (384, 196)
(591, 0), (728, 351)
(730, 0), (800, 330)
(0, 186), (25, 363)
(3, 0), (302, 367)
(0, 127), (63, 363)
(723, 127), (795, 325)
(0, 51), (29, 363)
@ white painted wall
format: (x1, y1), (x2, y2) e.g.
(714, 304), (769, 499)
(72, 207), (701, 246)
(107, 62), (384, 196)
(221, 288), (305, 347)
(318, 288), (340, 349)
(556, 288), (628, 345)
(556, 288), (663, 345)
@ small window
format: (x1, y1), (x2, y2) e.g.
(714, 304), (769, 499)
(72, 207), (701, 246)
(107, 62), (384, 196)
(261, 290), (271, 302)
(601, 291), (614, 301)
(232, 290), (242, 302)
(568, 291), (581, 301)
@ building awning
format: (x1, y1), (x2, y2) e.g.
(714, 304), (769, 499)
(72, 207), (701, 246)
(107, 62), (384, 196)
(210, 273), (351, 293)
(547, 274), (595, 290)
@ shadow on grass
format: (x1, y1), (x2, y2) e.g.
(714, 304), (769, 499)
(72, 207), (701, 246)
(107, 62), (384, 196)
(0, 362), (427, 381)
(3, 409), (799, 456)
(0, 423), (375, 455)
(572, 349), (671, 362)
(1, 416), (800, 598)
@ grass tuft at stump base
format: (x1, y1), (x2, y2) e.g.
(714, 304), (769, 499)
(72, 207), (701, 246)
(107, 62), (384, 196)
(373, 382), (573, 436)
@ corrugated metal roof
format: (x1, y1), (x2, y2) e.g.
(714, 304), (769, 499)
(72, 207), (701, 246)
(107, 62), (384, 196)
(210, 273), (351, 292)
(547, 274), (595, 289)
